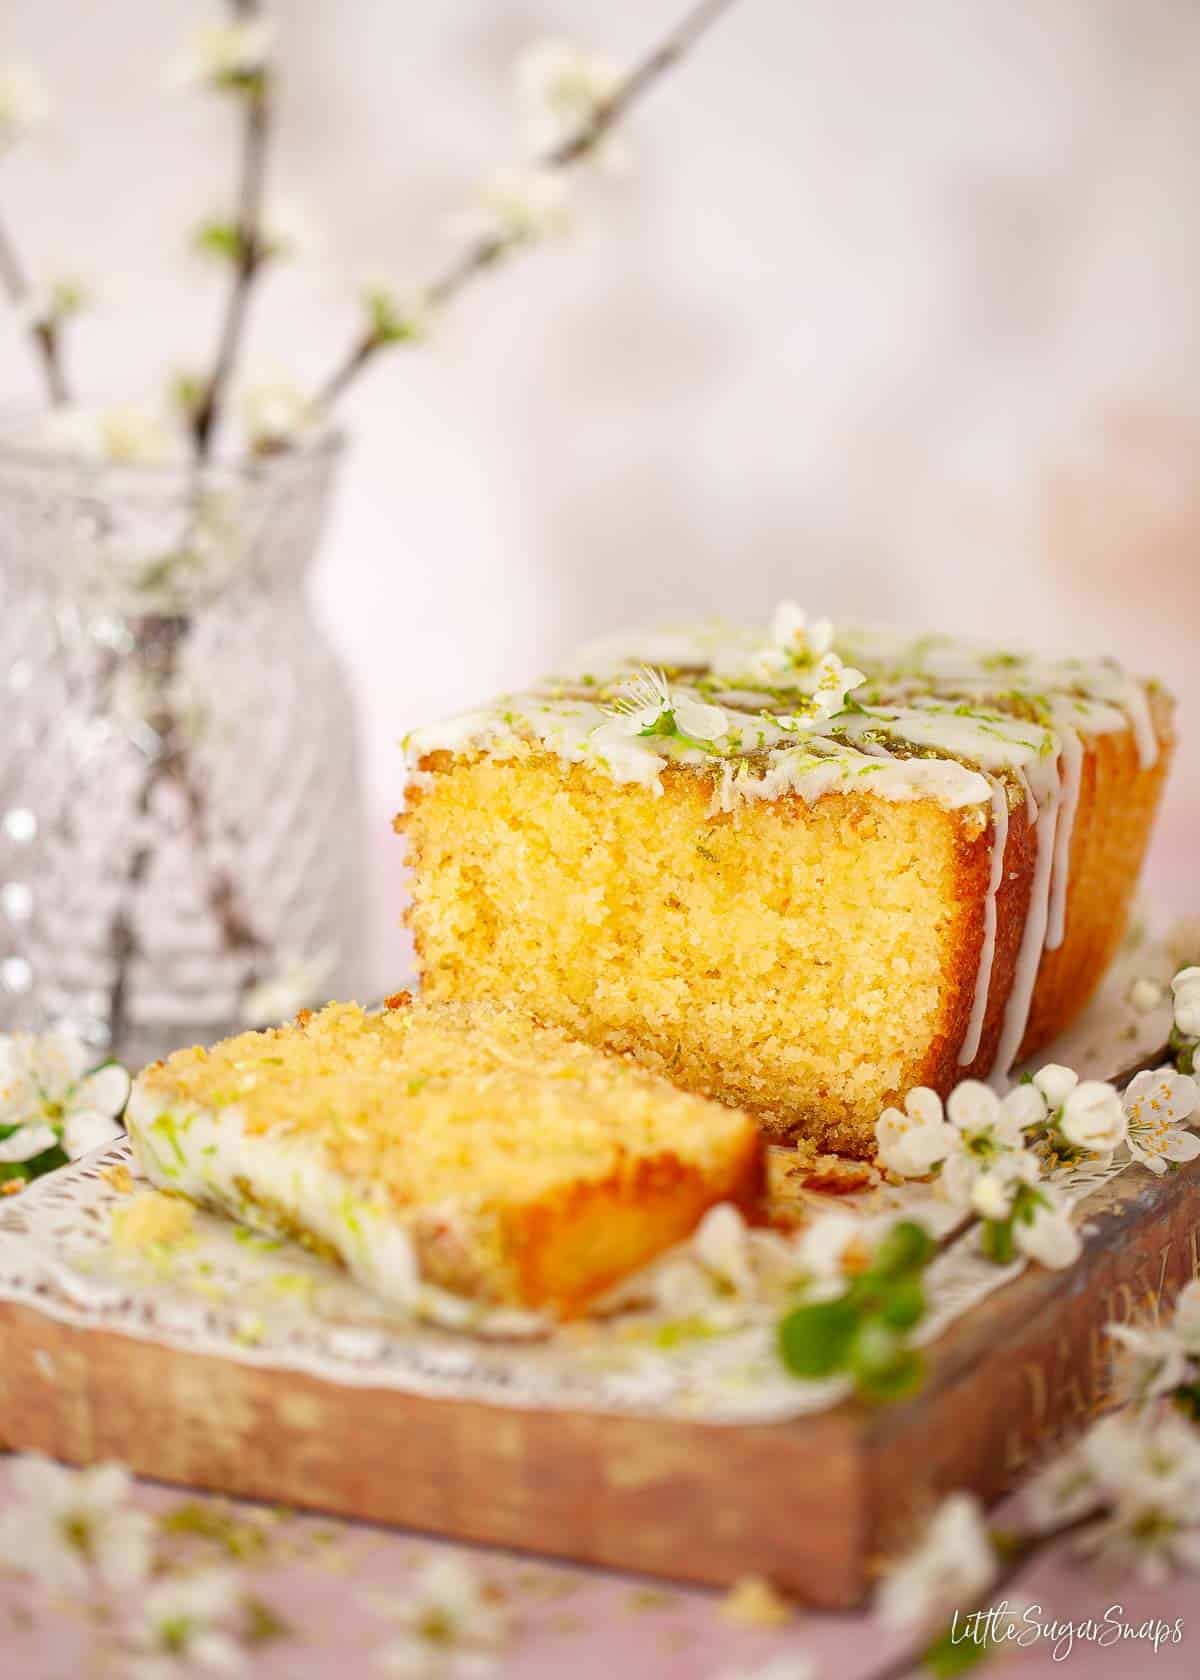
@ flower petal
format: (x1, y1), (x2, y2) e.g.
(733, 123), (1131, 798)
(1000, 1083), (1047, 1132)
(63, 1110), (124, 1159)
(26, 1029), (88, 1099)
(674, 696), (728, 743)
(0, 1122), (57, 1162)
(72, 1063), (130, 1119)
(946, 1080), (1000, 1134)
(1033, 1063), (1078, 1110)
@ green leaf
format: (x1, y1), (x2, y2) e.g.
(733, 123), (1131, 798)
(857, 1345), (925, 1402)
(922, 1621), (994, 1677)
(363, 286), (424, 346)
(878, 1275), (926, 1330)
(192, 219), (245, 262)
(777, 1296), (859, 1378)
(871, 1219), (935, 1278)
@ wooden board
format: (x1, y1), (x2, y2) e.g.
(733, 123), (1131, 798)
(1, 1154), (1196, 1608)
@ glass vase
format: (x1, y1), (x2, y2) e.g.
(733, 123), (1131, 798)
(0, 425), (363, 1065)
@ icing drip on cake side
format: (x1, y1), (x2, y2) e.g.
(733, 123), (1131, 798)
(958, 777), (1009, 1068)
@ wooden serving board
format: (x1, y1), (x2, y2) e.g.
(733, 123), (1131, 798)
(0, 1152), (1195, 1609)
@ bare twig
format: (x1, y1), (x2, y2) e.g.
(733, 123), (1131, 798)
(191, 0), (272, 459)
(0, 211), (70, 405)
(104, 615), (264, 1054)
(311, 0), (741, 413)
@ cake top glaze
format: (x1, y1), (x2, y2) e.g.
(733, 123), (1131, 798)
(404, 604), (1163, 814)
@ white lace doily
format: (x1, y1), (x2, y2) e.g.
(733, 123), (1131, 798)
(0, 922), (1177, 1426)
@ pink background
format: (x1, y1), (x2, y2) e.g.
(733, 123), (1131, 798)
(1, 1461), (1195, 1678)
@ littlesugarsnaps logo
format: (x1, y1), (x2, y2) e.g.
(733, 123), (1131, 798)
(950, 1602), (1185, 1662)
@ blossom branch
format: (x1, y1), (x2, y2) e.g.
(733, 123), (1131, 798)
(190, 0), (272, 459)
(0, 211), (70, 405)
(311, 0), (741, 414)
(868, 1510), (1102, 1680)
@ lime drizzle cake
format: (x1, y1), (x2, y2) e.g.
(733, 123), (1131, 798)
(404, 606), (1167, 1088)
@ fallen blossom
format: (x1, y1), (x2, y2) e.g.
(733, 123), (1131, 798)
(371, 1553), (508, 1676)
(0, 1454), (153, 1594)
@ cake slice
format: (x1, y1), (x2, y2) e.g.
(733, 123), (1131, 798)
(398, 610), (1174, 1157)
(125, 995), (762, 1317)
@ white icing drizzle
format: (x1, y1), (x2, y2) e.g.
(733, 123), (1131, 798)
(991, 787), (1060, 1084)
(406, 614), (1166, 1086)
(1110, 671), (1159, 769)
(958, 777), (1009, 1067)
(1045, 726), (1083, 951)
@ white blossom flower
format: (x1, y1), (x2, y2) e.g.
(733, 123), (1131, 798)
(1171, 966), (1200, 1039)
(875, 1087), (958, 1177)
(807, 652), (868, 718)
(968, 1150), (1041, 1222)
(372, 1553), (508, 1676)
(361, 279), (429, 347)
(935, 1079), (1044, 1213)
(710, 605), (866, 720)
(1059, 1080), (1127, 1156)
(691, 1202), (756, 1296)
(1107, 1321), (1193, 1403)
(770, 601), (834, 664)
(1012, 1183), (1082, 1269)
(40, 404), (181, 466)
(456, 167), (570, 246)
(104, 403), (181, 465)
(1024, 1441), (1109, 1531)
(793, 1210), (892, 1296)
(1031, 1063), (1079, 1111)
(123, 1569), (246, 1677)
(242, 947), (336, 1027)
(875, 1493), (996, 1630)
(0, 1029), (129, 1164)
(1071, 1410), (1200, 1584)
(1129, 976), (1165, 1014)
(515, 38), (621, 156)
(0, 1455), (153, 1594)
(191, 199), (312, 266)
(14, 274), (90, 332)
(1173, 1279), (1200, 1354)
(642, 1205), (765, 1326)
(1122, 1067), (1200, 1175)
(236, 366), (315, 455)
(166, 17), (274, 92)
(0, 62), (50, 153)
(599, 667), (730, 748)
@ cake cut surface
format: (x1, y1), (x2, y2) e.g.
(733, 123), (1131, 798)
(399, 611), (1174, 1155)
(126, 996), (762, 1317)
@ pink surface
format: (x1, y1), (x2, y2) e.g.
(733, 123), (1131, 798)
(1, 1462), (1195, 1678)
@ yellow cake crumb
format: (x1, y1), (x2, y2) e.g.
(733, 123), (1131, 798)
(718, 1574), (793, 1628)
